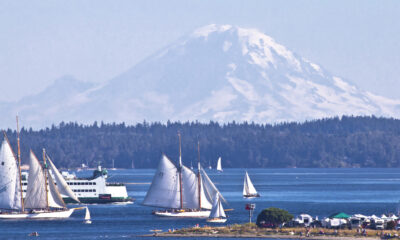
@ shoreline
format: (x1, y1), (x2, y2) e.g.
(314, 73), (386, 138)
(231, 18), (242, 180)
(141, 224), (393, 239)
(144, 233), (380, 239)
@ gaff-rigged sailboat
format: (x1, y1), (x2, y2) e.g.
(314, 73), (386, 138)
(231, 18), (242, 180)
(143, 136), (226, 218)
(0, 146), (75, 219)
(207, 194), (227, 223)
(216, 157), (222, 172)
(243, 171), (260, 198)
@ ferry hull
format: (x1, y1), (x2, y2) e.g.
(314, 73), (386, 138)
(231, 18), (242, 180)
(63, 197), (134, 204)
(154, 210), (210, 218)
(0, 209), (74, 219)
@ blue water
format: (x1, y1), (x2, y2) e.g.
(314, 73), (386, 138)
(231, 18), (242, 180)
(2, 168), (400, 239)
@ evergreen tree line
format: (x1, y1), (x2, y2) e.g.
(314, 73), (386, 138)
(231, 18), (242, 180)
(2, 115), (400, 169)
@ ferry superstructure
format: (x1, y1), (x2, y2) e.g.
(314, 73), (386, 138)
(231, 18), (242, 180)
(21, 166), (133, 204)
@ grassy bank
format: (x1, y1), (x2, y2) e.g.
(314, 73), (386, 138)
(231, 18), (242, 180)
(150, 223), (399, 239)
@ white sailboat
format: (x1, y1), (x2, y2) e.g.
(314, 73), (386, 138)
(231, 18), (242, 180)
(2, 149), (75, 219)
(243, 171), (260, 198)
(207, 194), (227, 223)
(216, 157), (222, 172)
(143, 136), (225, 218)
(208, 160), (212, 170)
(84, 207), (92, 224)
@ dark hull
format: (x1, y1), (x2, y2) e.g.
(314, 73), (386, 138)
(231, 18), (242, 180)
(243, 194), (260, 198)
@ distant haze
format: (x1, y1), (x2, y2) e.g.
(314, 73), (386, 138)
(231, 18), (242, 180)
(0, 24), (400, 129)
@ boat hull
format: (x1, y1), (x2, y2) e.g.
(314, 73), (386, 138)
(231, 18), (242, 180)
(154, 210), (210, 218)
(0, 209), (74, 219)
(63, 196), (134, 204)
(243, 194), (260, 198)
(207, 218), (227, 223)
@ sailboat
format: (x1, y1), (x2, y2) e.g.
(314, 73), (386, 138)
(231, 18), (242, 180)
(143, 135), (226, 218)
(208, 160), (212, 170)
(216, 157), (222, 172)
(207, 194), (227, 223)
(0, 135), (75, 218)
(84, 207), (92, 224)
(243, 171), (260, 198)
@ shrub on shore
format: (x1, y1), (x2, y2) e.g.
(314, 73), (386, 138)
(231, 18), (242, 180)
(256, 207), (293, 228)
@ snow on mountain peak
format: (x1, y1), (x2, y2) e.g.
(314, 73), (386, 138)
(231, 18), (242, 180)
(1, 24), (400, 128)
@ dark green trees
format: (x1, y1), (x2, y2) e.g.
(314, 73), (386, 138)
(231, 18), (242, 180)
(256, 207), (293, 228)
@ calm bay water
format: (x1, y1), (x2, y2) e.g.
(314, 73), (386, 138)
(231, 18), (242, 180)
(1, 168), (400, 239)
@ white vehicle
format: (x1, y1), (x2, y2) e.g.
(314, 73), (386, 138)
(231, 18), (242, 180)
(294, 214), (313, 227)
(22, 166), (132, 204)
(372, 218), (385, 230)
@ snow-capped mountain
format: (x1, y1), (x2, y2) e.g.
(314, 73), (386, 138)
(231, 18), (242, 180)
(1, 24), (400, 128)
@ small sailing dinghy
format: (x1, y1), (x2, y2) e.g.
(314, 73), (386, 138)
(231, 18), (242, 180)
(243, 171), (260, 198)
(84, 207), (92, 224)
(216, 157), (222, 172)
(143, 136), (226, 218)
(206, 194), (227, 223)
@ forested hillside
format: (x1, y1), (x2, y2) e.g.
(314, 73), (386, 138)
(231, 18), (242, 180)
(3, 116), (400, 168)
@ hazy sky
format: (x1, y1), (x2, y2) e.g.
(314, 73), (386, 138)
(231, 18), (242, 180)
(1, 0), (399, 101)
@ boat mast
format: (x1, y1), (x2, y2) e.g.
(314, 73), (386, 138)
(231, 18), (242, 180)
(43, 148), (49, 209)
(178, 132), (183, 209)
(16, 116), (25, 212)
(197, 141), (201, 210)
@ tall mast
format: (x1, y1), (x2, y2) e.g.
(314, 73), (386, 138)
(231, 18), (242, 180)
(178, 132), (183, 209)
(197, 141), (201, 210)
(16, 116), (25, 212)
(43, 148), (49, 209)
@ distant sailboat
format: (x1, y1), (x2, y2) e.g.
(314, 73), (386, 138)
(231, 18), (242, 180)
(143, 134), (226, 218)
(207, 194), (227, 223)
(84, 207), (92, 224)
(243, 171), (260, 198)
(208, 160), (212, 170)
(216, 157), (222, 172)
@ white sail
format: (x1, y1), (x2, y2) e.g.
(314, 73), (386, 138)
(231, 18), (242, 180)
(143, 155), (181, 209)
(216, 157), (222, 171)
(201, 169), (226, 203)
(243, 171), (258, 196)
(25, 151), (47, 209)
(209, 194), (226, 219)
(47, 156), (80, 203)
(181, 165), (199, 209)
(47, 173), (65, 209)
(0, 140), (22, 210)
(85, 207), (91, 220)
(199, 174), (212, 209)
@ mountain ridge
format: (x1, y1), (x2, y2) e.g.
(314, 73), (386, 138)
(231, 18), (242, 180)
(1, 24), (399, 128)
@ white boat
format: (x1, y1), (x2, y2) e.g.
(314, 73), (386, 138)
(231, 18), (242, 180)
(216, 157), (222, 172)
(0, 132), (75, 219)
(243, 171), (260, 198)
(21, 165), (132, 204)
(84, 207), (92, 224)
(143, 136), (226, 218)
(207, 194), (227, 223)
(208, 160), (212, 170)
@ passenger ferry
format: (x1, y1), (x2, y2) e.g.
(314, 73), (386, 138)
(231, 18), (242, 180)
(22, 166), (133, 204)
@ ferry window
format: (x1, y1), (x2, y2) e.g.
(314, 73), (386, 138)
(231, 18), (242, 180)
(93, 182), (96, 185)
(93, 189), (96, 192)
(85, 190), (89, 192)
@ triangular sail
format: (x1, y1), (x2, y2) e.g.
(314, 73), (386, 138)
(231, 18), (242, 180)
(85, 207), (91, 220)
(142, 155), (181, 209)
(25, 151), (47, 209)
(216, 157), (222, 171)
(47, 156), (80, 203)
(209, 194), (226, 218)
(0, 140), (22, 210)
(47, 172), (66, 208)
(243, 171), (258, 195)
(181, 165), (199, 209)
(199, 172), (212, 209)
(201, 169), (226, 203)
